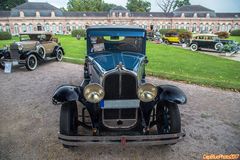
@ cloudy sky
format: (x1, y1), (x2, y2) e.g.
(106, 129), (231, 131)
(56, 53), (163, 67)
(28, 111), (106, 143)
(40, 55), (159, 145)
(30, 0), (240, 12)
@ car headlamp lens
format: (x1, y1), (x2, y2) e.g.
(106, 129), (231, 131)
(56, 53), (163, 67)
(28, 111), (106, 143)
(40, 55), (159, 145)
(18, 44), (23, 51)
(83, 83), (105, 103)
(137, 83), (157, 102)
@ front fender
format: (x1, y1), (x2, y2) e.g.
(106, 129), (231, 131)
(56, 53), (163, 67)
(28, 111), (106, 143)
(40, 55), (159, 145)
(52, 85), (83, 105)
(54, 46), (64, 55)
(157, 85), (187, 104)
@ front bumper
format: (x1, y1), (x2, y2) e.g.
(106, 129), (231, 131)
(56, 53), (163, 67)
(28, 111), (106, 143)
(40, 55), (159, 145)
(0, 59), (26, 66)
(58, 132), (185, 146)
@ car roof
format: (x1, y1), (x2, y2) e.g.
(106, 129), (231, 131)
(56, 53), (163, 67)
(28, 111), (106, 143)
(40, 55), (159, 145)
(193, 34), (218, 37)
(87, 25), (146, 32)
(19, 31), (53, 35)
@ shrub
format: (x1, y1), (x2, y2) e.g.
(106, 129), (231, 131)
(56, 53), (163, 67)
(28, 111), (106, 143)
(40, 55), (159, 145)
(215, 31), (229, 39)
(178, 31), (192, 41)
(71, 29), (86, 38)
(230, 29), (240, 36)
(0, 32), (12, 40)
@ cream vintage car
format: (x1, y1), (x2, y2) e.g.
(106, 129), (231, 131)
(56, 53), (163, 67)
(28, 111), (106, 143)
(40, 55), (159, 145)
(0, 32), (64, 71)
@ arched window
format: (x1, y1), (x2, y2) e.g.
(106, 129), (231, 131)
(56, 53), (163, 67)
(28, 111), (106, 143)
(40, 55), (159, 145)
(66, 23), (71, 32)
(210, 23), (214, 32)
(205, 23), (209, 32)
(180, 23), (184, 29)
(186, 23), (190, 31)
(22, 23), (27, 32)
(162, 23), (166, 29)
(217, 23), (220, 31)
(199, 23), (203, 32)
(45, 23), (50, 32)
(192, 23), (197, 32)
(28, 23), (33, 32)
(167, 23), (171, 29)
(59, 23), (63, 34)
(14, 24), (19, 35)
(37, 23), (42, 31)
(52, 23), (57, 34)
(235, 23), (239, 30)
(72, 23), (76, 31)
(175, 23), (178, 29)
(227, 23), (232, 31)
(221, 23), (225, 31)
(5, 24), (10, 32)
(0, 24), (2, 32)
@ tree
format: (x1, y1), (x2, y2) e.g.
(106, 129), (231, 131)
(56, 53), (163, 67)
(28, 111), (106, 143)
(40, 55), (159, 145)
(67, 0), (116, 12)
(173, 0), (190, 10)
(156, 0), (176, 13)
(126, 0), (151, 12)
(0, 0), (25, 11)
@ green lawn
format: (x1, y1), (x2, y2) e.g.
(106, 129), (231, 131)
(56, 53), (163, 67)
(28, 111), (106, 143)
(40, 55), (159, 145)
(1, 35), (240, 90)
(228, 36), (240, 43)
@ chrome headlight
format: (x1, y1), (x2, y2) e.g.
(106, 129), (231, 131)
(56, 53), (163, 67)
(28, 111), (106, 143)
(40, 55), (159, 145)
(83, 83), (105, 103)
(18, 44), (23, 51)
(137, 83), (157, 102)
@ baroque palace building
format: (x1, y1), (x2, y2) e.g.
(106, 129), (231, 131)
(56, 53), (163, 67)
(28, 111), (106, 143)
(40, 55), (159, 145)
(0, 2), (239, 35)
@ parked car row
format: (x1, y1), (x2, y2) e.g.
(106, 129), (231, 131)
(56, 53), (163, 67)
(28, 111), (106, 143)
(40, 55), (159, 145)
(0, 32), (64, 71)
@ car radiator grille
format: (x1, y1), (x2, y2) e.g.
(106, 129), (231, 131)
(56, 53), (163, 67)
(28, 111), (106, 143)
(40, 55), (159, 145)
(103, 108), (137, 120)
(10, 50), (20, 59)
(103, 72), (137, 100)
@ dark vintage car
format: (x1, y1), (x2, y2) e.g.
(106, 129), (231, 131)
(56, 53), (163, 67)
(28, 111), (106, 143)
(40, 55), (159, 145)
(52, 26), (187, 147)
(0, 32), (64, 71)
(189, 34), (230, 52)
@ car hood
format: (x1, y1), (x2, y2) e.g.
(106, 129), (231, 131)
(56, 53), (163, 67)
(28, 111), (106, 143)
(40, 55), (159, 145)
(10, 41), (38, 51)
(89, 52), (145, 73)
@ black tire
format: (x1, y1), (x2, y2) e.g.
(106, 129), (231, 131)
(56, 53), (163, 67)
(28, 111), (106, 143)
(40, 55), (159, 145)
(164, 40), (169, 45)
(56, 49), (63, 61)
(60, 101), (78, 136)
(215, 42), (223, 51)
(25, 54), (38, 71)
(38, 47), (45, 59)
(0, 56), (4, 69)
(156, 102), (181, 134)
(190, 43), (198, 51)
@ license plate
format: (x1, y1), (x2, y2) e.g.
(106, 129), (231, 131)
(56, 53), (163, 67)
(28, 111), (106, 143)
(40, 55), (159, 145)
(100, 99), (140, 109)
(4, 62), (12, 73)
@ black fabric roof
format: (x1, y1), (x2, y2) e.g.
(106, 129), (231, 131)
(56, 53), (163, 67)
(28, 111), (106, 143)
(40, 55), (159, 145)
(0, 11), (11, 17)
(174, 5), (214, 12)
(14, 2), (59, 10)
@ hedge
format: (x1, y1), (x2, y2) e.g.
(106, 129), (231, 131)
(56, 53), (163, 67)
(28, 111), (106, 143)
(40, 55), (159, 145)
(71, 29), (86, 38)
(230, 29), (240, 36)
(215, 31), (229, 39)
(159, 29), (188, 35)
(0, 32), (12, 40)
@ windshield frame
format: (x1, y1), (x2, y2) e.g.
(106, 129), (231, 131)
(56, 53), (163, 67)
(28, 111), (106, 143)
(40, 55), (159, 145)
(86, 29), (146, 55)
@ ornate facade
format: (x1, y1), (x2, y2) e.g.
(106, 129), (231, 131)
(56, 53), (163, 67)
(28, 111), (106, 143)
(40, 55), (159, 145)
(0, 2), (239, 35)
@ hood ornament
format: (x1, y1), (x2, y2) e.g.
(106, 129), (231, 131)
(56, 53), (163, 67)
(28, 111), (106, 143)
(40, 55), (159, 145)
(117, 62), (124, 70)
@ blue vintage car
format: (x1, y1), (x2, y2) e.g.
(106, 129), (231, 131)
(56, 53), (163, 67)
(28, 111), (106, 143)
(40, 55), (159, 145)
(52, 26), (187, 147)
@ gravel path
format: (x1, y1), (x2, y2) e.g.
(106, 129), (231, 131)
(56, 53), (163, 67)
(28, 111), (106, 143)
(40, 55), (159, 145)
(0, 62), (239, 160)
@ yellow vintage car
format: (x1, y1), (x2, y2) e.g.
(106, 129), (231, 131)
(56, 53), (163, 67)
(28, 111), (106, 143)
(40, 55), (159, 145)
(162, 32), (180, 44)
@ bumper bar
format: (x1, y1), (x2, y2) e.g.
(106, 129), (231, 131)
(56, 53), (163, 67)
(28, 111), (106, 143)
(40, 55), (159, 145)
(58, 132), (185, 146)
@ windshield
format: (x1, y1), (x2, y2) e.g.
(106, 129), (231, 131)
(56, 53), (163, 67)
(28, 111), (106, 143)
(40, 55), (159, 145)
(20, 34), (52, 41)
(89, 36), (143, 54)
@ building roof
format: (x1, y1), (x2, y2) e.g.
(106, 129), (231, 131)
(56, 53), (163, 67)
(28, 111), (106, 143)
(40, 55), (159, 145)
(0, 11), (10, 17)
(216, 13), (240, 18)
(110, 6), (128, 11)
(174, 5), (214, 12)
(63, 12), (108, 17)
(131, 12), (173, 17)
(13, 2), (59, 10)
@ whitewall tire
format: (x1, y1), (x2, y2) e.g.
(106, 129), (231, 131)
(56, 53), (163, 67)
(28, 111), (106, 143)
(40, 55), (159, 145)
(190, 44), (198, 51)
(26, 54), (38, 71)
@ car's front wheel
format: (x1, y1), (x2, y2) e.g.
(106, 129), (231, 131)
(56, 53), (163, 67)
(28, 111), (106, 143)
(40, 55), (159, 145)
(25, 54), (38, 71)
(56, 49), (63, 61)
(156, 102), (181, 134)
(190, 43), (198, 51)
